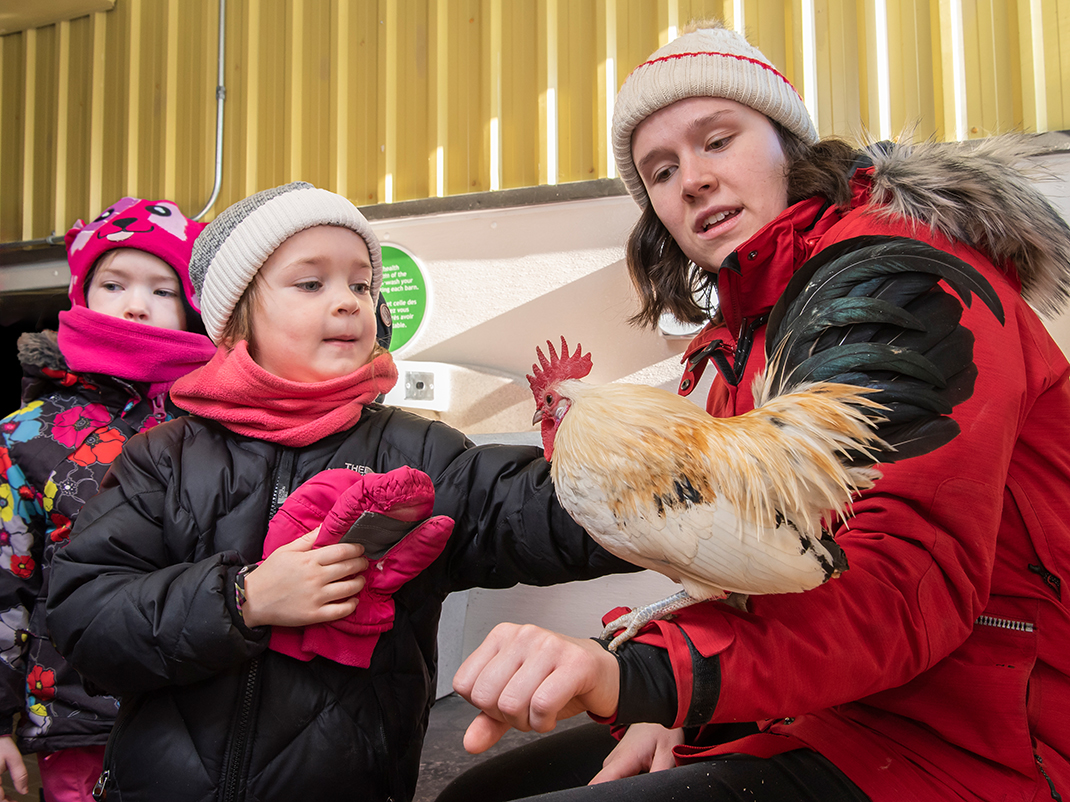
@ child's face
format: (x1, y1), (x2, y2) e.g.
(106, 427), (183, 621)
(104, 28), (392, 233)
(249, 225), (377, 383)
(85, 249), (187, 331)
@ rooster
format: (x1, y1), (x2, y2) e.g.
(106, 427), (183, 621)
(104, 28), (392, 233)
(528, 236), (1005, 650)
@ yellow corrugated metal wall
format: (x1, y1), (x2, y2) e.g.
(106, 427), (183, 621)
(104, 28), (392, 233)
(1, 0), (1068, 242)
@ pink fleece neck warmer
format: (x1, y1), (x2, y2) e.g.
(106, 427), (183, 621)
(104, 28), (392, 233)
(169, 342), (398, 447)
(57, 306), (217, 398)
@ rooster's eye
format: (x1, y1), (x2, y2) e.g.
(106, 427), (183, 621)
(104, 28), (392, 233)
(546, 394), (553, 405)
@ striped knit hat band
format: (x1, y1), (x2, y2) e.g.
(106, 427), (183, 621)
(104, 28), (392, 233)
(612, 22), (818, 208)
(189, 182), (382, 344)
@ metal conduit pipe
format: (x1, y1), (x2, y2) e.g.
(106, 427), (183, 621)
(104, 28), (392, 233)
(0, 235), (65, 251)
(193, 0), (227, 221)
(2, 0), (225, 251)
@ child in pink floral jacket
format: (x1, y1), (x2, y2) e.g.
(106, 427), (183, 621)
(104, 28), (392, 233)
(0, 198), (214, 801)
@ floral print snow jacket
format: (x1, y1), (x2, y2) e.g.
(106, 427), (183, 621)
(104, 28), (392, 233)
(0, 330), (184, 753)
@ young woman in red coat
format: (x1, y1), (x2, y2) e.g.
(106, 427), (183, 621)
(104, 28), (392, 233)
(447, 19), (1070, 802)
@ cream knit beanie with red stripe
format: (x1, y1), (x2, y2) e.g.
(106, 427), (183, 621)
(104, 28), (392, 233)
(612, 21), (817, 209)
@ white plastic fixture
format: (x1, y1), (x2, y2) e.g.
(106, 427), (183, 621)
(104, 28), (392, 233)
(382, 360), (453, 412)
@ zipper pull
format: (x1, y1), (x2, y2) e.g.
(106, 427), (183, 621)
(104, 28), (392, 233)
(1036, 753), (1063, 801)
(1029, 563), (1062, 594)
(119, 398), (138, 419)
(92, 769), (110, 800)
(687, 339), (727, 370)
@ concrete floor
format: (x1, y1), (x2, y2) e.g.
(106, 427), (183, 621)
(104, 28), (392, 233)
(0, 693), (587, 802)
(414, 692), (590, 801)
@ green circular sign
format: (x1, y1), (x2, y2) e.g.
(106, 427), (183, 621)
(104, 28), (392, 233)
(380, 244), (428, 352)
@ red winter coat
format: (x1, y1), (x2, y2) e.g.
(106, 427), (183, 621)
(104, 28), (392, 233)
(632, 144), (1070, 802)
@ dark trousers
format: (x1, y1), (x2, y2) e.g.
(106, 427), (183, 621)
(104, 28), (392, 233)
(434, 723), (870, 802)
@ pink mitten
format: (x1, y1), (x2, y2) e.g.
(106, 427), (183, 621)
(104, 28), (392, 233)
(261, 466), (454, 667)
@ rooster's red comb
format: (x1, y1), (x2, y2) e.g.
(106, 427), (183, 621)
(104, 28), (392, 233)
(526, 337), (593, 399)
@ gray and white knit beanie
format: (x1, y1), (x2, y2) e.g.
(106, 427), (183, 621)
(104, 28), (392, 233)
(189, 181), (382, 344)
(612, 21), (818, 209)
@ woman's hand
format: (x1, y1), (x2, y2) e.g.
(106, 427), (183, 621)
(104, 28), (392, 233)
(589, 722), (684, 784)
(452, 623), (620, 755)
(0, 735), (28, 801)
(240, 528), (368, 628)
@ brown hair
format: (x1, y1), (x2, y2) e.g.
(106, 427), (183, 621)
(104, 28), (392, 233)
(625, 124), (857, 329)
(220, 278), (262, 349)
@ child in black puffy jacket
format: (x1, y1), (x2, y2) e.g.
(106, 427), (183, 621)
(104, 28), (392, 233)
(45, 182), (632, 802)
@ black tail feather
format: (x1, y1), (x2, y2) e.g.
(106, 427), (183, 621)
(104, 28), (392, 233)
(765, 236), (1003, 464)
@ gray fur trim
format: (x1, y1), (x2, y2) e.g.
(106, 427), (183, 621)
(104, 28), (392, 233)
(17, 330), (66, 371)
(867, 135), (1070, 317)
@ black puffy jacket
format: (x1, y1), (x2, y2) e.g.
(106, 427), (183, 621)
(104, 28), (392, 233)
(46, 405), (632, 802)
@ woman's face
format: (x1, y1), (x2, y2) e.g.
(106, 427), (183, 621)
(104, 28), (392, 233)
(85, 249), (187, 331)
(247, 225), (377, 383)
(632, 96), (791, 272)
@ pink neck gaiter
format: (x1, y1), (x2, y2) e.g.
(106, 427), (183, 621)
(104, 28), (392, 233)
(169, 342), (399, 447)
(57, 306), (217, 398)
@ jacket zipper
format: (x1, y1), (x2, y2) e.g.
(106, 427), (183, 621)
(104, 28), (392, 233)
(92, 770), (110, 801)
(974, 618), (1058, 798)
(219, 448), (295, 801)
(1037, 753), (1063, 801)
(376, 699), (396, 802)
(92, 691), (144, 800)
(220, 656), (261, 802)
(974, 614), (1036, 633)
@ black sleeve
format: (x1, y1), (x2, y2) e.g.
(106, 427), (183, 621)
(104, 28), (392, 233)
(363, 409), (641, 593)
(45, 427), (270, 697)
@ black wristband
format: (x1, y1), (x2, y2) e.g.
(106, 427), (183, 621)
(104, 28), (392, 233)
(592, 629), (722, 729)
(592, 637), (678, 727)
(679, 630), (721, 728)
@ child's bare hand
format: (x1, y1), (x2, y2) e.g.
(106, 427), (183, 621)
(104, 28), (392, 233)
(0, 735), (28, 800)
(240, 528), (367, 628)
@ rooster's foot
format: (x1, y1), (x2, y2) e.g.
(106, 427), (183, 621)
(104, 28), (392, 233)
(600, 590), (702, 651)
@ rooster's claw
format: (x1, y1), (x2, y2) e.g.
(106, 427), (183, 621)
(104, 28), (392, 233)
(600, 589), (702, 651)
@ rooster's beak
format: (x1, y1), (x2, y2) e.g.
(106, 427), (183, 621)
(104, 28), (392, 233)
(532, 409), (544, 426)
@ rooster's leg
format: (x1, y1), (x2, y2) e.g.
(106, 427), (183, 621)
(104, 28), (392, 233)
(601, 590), (702, 651)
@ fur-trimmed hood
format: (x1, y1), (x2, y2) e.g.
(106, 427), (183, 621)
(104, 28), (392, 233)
(16, 329), (77, 405)
(17, 329), (66, 372)
(867, 135), (1070, 317)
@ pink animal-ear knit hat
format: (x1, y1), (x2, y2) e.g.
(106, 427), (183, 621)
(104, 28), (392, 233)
(611, 20), (818, 209)
(64, 197), (206, 311)
(56, 198), (217, 397)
